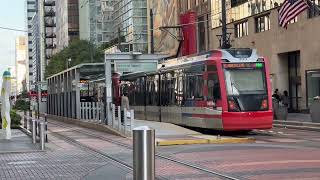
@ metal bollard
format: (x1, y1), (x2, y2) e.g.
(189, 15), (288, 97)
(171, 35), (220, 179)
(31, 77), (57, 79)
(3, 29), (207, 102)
(32, 120), (36, 144)
(112, 104), (116, 128)
(118, 106), (121, 131)
(133, 126), (155, 180)
(130, 110), (135, 135)
(44, 113), (48, 142)
(124, 108), (127, 135)
(27, 116), (31, 131)
(40, 122), (46, 150)
(36, 121), (40, 137)
(24, 111), (27, 129)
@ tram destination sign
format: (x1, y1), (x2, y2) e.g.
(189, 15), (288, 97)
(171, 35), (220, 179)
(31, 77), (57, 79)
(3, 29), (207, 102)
(223, 63), (264, 69)
(115, 62), (158, 74)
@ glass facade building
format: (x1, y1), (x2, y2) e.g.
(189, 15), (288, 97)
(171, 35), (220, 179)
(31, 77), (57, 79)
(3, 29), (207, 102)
(113, 0), (148, 52)
(79, 0), (116, 44)
(211, 0), (284, 28)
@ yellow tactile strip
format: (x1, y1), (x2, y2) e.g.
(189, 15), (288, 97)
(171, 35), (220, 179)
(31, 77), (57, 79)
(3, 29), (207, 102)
(156, 135), (255, 146)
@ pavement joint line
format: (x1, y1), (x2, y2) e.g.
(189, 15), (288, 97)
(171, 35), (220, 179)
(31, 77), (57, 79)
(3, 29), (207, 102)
(0, 150), (45, 154)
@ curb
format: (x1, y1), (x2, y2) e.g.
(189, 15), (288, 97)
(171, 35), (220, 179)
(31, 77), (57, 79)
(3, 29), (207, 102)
(47, 115), (126, 137)
(274, 120), (320, 128)
(156, 137), (255, 146)
(274, 123), (320, 132)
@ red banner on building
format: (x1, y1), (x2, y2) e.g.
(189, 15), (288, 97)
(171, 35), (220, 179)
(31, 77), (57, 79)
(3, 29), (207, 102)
(180, 11), (197, 56)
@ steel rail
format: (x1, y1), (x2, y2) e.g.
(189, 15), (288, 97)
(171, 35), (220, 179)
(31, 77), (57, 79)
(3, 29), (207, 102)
(48, 121), (241, 180)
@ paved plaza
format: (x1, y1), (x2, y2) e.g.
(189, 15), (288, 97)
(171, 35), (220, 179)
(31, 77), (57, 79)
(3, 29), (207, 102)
(1, 118), (320, 179)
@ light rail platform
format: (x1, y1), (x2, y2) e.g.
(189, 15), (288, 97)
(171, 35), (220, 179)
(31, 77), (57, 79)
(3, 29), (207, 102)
(133, 120), (255, 146)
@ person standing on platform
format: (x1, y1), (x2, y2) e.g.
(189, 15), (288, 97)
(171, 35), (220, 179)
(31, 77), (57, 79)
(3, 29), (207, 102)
(121, 92), (130, 124)
(281, 90), (290, 109)
(272, 89), (281, 102)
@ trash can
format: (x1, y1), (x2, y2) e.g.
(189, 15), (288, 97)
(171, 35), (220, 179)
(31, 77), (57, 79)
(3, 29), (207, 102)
(310, 97), (320, 123)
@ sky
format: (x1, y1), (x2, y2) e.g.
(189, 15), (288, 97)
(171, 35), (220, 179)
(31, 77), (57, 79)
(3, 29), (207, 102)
(0, 0), (26, 88)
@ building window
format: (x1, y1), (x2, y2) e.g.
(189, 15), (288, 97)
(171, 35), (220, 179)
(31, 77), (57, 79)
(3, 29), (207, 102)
(235, 20), (248, 38)
(187, 0), (191, 10)
(255, 14), (270, 33)
(306, 69), (320, 108)
(308, 0), (320, 18)
(231, 0), (248, 7)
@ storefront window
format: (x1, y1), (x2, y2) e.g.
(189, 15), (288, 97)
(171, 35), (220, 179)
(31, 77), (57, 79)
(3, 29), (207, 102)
(306, 70), (320, 108)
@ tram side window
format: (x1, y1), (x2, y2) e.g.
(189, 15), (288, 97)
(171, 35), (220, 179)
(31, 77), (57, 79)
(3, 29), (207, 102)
(133, 77), (145, 106)
(208, 73), (221, 101)
(146, 77), (152, 105)
(184, 65), (204, 101)
(167, 72), (177, 106)
(146, 75), (159, 106)
(125, 82), (135, 106)
(160, 72), (177, 106)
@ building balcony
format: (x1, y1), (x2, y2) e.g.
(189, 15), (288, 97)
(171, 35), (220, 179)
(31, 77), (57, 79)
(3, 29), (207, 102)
(45, 33), (56, 38)
(46, 44), (56, 49)
(44, 1), (55, 6)
(45, 22), (56, 27)
(44, 9), (56, 17)
(46, 55), (52, 59)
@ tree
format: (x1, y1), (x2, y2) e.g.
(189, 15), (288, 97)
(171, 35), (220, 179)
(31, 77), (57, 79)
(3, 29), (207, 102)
(45, 39), (104, 77)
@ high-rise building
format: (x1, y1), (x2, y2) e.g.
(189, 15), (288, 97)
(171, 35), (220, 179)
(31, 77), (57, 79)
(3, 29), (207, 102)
(15, 37), (28, 95)
(26, 0), (37, 90)
(55, 0), (79, 52)
(147, 0), (180, 56)
(113, 0), (148, 52)
(79, 0), (117, 45)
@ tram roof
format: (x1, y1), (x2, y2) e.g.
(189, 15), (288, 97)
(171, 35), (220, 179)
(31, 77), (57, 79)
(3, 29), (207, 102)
(120, 48), (261, 80)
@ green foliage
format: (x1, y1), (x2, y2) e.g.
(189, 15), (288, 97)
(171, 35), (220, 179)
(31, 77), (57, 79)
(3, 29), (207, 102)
(19, 90), (29, 99)
(13, 99), (30, 111)
(10, 110), (22, 128)
(0, 110), (22, 129)
(45, 39), (104, 78)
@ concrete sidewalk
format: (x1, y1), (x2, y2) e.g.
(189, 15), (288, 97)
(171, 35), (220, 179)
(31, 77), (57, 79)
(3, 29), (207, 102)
(0, 129), (39, 153)
(274, 113), (320, 132)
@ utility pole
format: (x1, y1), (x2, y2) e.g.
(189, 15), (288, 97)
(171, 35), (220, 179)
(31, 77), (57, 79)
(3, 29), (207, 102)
(221, 0), (228, 49)
(118, 27), (121, 50)
(150, 9), (155, 54)
(90, 41), (93, 63)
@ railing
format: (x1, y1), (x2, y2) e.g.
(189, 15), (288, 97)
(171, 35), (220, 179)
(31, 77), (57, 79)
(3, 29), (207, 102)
(23, 111), (47, 150)
(79, 102), (135, 136)
(80, 102), (104, 122)
(110, 104), (135, 136)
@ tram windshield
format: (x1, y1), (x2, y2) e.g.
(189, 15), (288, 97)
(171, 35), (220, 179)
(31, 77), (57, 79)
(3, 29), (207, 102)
(223, 63), (268, 112)
(224, 68), (267, 95)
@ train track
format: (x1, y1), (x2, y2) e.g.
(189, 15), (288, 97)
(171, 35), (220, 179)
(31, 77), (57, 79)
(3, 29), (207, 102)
(48, 120), (241, 180)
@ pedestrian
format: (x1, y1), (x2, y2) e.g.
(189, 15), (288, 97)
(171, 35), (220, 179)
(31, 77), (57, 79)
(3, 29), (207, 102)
(281, 90), (290, 108)
(272, 89), (281, 102)
(121, 92), (130, 125)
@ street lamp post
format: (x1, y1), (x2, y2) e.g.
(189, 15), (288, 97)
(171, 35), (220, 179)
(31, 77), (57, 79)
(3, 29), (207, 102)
(67, 58), (71, 69)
